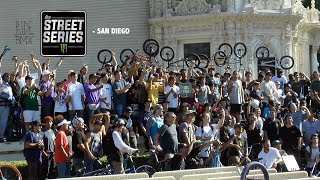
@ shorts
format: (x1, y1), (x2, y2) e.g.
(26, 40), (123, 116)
(23, 110), (40, 123)
(230, 104), (242, 114)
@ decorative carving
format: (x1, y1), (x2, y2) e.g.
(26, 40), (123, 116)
(306, 0), (319, 23)
(293, 0), (306, 14)
(155, 0), (163, 18)
(250, 0), (285, 10)
(175, 0), (211, 16)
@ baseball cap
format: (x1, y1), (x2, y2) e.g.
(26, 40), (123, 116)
(43, 116), (53, 123)
(124, 107), (133, 113)
(145, 98), (152, 103)
(93, 120), (103, 126)
(72, 117), (84, 126)
(275, 81), (281, 85)
(68, 70), (75, 75)
(25, 75), (34, 80)
(42, 70), (51, 75)
(31, 121), (44, 127)
(272, 140), (282, 146)
(105, 63), (112, 67)
(110, 114), (119, 122)
(185, 110), (196, 115)
(112, 118), (126, 127)
(265, 72), (272, 76)
(154, 104), (163, 111)
(310, 133), (319, 140)
(82, 64), (88, 68)
(57, 119), (71, 127)
(277, 69), (283, 74)
(100, 73), (107, 78)
(182, 102), (190, 107)
(89, 73), (100, 79)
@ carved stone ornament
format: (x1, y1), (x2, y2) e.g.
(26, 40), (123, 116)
(175, 0), (212, 16)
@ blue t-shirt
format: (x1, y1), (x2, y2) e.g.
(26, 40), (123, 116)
(24, 131), (43, 163)
(112, 79), (127, 105)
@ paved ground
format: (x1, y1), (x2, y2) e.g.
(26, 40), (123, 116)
(0, 141), (24, 162)
(0, 152), (24, 161)
(0, 137), (148, 162)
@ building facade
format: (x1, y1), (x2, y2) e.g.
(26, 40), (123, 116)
(149, 0), (320, 78)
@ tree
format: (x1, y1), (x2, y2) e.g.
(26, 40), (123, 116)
(302, 0), (320, 10)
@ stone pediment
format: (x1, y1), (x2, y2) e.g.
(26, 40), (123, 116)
(175, 0), (212, 16)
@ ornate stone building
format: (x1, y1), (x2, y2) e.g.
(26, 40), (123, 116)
(149, 0), (320, 77)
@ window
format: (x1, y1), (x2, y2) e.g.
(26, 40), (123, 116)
(183, 42), (210, 58)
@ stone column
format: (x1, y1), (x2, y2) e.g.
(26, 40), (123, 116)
(311, 45), (319, 73)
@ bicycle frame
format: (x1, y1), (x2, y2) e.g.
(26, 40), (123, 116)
(166, 58), (189, 69)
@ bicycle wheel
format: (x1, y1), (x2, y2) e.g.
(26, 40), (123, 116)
(143, 39), (159, 57)
(160, 46), (174, 62)
(185, 53), (200, 67)
(0, 164), (22, 180)
(279, 55), (294, 70)
(197, 54), (210, 69)
(120, 48), (134, 64)
(135, 165), (156, 177)
(97, 49), (112, 64)
(218, 43), (233, 57)
(255, 46), (269, 59)
(234, 42), (247, 58)
(214, 50), (227, 67)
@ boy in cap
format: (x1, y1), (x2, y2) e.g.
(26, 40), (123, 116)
(24, 121), (44, 180)
(21, 75), (45, 132)
(41, 116), (55, 179)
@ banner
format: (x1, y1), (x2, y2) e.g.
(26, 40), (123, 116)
(179, 82), (192, 98)
(41, 11), (86, 56)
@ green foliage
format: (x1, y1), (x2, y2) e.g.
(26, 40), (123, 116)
(302, 0), (320, 10)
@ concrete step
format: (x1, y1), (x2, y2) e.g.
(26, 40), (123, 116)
(0, 141), (24, 154)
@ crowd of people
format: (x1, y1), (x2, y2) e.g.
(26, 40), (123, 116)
(0, 52), (320, 179)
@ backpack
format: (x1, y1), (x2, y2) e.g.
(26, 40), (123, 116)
(102, 127), (114, 156)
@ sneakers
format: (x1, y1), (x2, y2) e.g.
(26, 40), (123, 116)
(0, 137), (6, 143)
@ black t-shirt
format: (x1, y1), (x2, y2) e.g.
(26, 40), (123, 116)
(279, 125), (302, 153)
(249, 90), (260, 100)
(263, 118), (281, 142)
(72, 130), (86, 158)
(245, 126), (262, 147)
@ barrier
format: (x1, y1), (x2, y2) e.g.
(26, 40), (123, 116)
(207, 171), (308, 180)
(62, 172), (149, 180)
(128, 176), (175, 180)
(153, 166), (242, 180)
(180, 169), (277, 180)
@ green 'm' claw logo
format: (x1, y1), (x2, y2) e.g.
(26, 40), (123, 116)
(60, 44), (68, 54)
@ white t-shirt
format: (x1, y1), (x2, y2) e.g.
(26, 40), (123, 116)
(195, 124), (218, 157)
(272, 75), (287, 90)
(100, 83), (113, 109)
(306, 145), (320, 168)
(258, 147), (281, 169)
(54, 91), (67, 113)
(260, 80), (276, 103)
(164, 85), (180, 108)
(66, 82), (85, 110)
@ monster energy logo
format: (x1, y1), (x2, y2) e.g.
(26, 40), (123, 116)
(60, 44), (68, 54)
